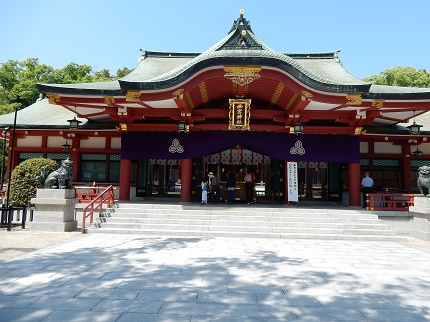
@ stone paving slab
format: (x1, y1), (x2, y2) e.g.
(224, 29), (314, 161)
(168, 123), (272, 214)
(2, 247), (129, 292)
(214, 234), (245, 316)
(1, 232), (430, 321)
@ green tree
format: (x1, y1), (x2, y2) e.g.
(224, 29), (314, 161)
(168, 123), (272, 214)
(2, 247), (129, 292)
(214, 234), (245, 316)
(0, 58), (133, 115)
(93, 69), (112, 81)
(115, 67), (133, 79)
(363, 66), (430, 88)
(0, 59), (57, 114)
(8, 158), (58, 206)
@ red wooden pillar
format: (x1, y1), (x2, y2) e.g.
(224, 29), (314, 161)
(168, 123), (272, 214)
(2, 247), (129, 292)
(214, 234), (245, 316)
(70, 144), (79, 182)
(348, 162), (361, 206)
(180, 158), (192, 203)
(119, 159), (131, 201)
(402, 144), (412, 190)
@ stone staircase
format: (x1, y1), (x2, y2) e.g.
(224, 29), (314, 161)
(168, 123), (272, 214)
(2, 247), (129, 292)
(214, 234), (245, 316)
(85, 202), (405, 241)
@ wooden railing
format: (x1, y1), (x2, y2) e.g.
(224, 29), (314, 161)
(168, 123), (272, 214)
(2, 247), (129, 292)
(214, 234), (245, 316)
(80, 185), (115, 233)
(75, 185), (116, 203)
(366, 193), (418, 211)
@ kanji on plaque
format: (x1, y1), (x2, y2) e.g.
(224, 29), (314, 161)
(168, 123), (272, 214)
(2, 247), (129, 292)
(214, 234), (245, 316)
(228, 99), (251, 130)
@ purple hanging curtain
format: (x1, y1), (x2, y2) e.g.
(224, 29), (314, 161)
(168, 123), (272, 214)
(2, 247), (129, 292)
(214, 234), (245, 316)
(121, 131), (360, 163)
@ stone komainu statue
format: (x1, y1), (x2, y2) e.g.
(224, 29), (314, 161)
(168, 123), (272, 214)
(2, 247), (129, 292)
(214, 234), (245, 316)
(417, 165), (430, 197)
(36, 158), (73, 189)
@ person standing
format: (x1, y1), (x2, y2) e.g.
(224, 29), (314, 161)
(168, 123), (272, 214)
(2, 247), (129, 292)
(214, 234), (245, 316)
(201, 176), (209, 205)
(226, 172), (236, 205)
(244, 170), (255, 204)
(361, 171), (374, 208)
(208, 172), (220, 203)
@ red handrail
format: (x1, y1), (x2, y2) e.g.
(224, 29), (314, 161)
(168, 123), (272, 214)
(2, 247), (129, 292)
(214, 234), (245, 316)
(80, 185), (115, 233)
(366, 193), (418, 211)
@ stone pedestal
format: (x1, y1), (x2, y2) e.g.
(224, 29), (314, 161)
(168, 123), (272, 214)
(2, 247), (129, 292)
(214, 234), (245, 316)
(409, 197), (430, 241)
(29, 189), (78, 232)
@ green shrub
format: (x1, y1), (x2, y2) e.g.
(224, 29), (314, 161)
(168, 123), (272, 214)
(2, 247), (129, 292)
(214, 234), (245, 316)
(8, 158), (58, 206)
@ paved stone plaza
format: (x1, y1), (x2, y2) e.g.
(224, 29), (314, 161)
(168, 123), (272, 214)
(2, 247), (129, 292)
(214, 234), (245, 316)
(1, 233), (430, 321)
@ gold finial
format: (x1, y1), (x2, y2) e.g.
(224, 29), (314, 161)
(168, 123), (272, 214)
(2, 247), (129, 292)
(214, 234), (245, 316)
(240, 9), (244, 15)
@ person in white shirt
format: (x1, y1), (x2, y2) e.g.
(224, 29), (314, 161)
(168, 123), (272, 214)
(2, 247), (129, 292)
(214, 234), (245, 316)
(361, 172), (374, 208)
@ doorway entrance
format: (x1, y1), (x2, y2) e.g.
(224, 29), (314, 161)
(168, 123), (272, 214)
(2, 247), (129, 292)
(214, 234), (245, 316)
(298, 162), (328, 200)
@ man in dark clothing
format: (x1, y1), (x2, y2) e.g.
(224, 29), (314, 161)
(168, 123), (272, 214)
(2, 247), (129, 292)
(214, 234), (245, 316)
(208, 172), (220, 203)
(244, 170), (255, 204)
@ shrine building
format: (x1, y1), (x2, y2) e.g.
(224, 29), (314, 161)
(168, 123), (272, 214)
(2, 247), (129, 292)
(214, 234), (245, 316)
(1, 9), (430, 206)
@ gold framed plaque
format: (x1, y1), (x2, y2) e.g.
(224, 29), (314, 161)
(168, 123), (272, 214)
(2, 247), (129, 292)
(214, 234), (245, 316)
(229, 99), (251, 131)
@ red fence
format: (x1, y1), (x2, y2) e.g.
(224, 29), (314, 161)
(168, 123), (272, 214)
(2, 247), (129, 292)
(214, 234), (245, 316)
(366, 193), (418, 211)
(78, 185), (115, 233)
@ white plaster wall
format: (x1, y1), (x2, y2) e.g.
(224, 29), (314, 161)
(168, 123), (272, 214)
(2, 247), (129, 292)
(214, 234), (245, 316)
(111, 137), (121, 149)
(411, 142), (430, 154)
(80, 137), (105, 149)
(47, 136), (65, 148)
(374, 142), (402, 154)
(360, 142), (368, 154)
(17, 136), (42, 147)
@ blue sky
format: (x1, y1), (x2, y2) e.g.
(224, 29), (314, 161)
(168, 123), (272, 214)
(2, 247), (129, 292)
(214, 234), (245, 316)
(1, 0), (429, 79)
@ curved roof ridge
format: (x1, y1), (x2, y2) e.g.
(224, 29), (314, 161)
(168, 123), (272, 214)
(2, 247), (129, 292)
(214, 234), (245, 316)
(119, 32), (233, 84)
(38, 80), (123, 95)
(286, 50), (341, 59)
(120, 32), (233, 84)
(139, 29), (367, 88)
(248, 32), (367, 86)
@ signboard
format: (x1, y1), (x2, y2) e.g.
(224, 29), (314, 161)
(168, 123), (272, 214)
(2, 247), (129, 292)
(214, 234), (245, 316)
(287, 162), (298, 202)
(228, 99), (251, 130)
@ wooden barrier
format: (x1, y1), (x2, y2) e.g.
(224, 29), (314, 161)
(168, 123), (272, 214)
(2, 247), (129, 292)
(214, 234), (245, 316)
(75, 186), (113, 204)
(366, 193), (418, 211)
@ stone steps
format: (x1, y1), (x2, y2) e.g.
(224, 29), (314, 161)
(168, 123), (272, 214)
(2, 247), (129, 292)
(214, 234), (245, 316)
(86, 202), (404, 241)
(101, 217), (389, 229)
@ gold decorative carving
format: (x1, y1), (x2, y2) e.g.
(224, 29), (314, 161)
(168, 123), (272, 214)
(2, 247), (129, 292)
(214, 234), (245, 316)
(173, 89), (184, 99)
(126, 91), (141, 102)
(199, 82), (209, 103)
(103, 96), (115, 106)
(346, 94), (362, 105)
(271, 82), (285, 104)
(301, 90), (313, 101)
(46, 93), (61, 104)
(185, 92), (195, 109)
(354, 127), (363, 135)
(229, 99), (251, 131)
(372, 100), (384, 109)
(224, 66), (261, 86)
(116, 124), (128, 132)
(286, 93), (299, 110)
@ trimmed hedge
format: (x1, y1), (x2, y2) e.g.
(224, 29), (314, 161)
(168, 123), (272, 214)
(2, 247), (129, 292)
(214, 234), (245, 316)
(8, 158), (58, 206)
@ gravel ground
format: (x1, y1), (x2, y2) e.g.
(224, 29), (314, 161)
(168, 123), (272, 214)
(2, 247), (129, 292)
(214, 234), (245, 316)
(0, 227), (429, 262)
(0, 226), (83, 262)
(400, 236), (430, 251)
